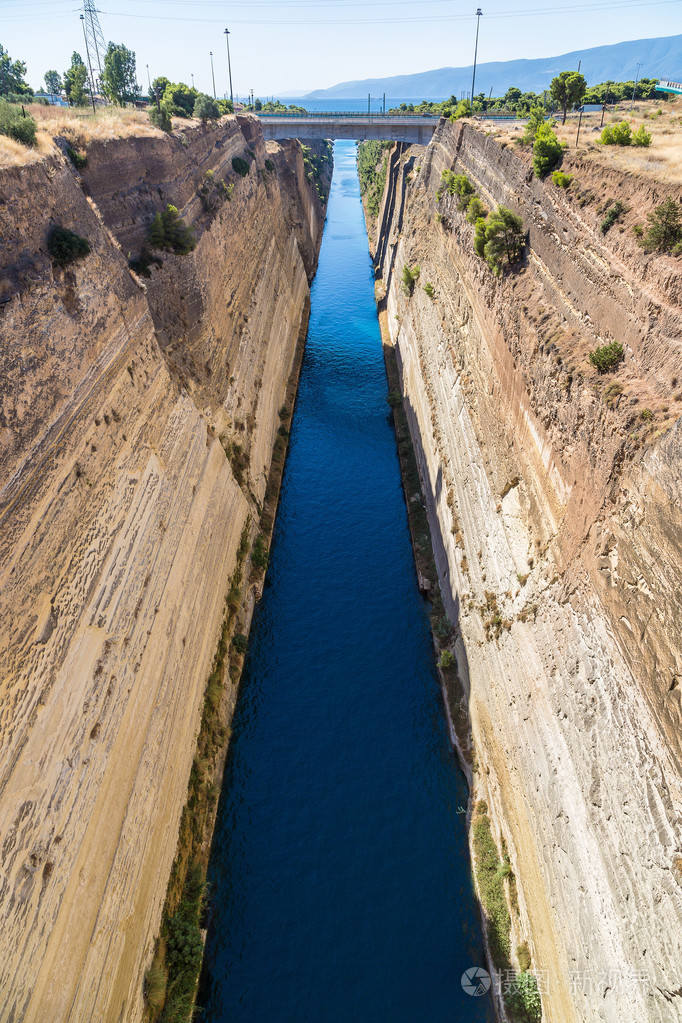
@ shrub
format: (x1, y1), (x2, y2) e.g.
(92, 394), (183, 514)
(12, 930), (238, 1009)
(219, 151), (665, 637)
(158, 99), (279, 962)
(251, 534), (269, 570)
(551, 170), (573, 188)
(144, 963), (167, 1013)
(0, 99), (37, 146)
(265, 158), (275, 172)
(47, 225), (91, 267)
(440, 170), (476, 209)
(439, 650), (456, 670)
(386, 391), (403, 408)
(166, 916), (203, 976)
(232, 155), (250, 177)
(193, 92), (220, 122)
(477, 206), (525, 275)
(66, 145), (87, 169)
(589, 340), (624, 373)
(423, 282), (435, 298)
(600, 200), (626, 234)
(517, 941), (532, 973)
(532, 124), (562, 177)
(401, 264), (420, 296)
(466, 196), (487, 224)
(632, 125), (652, 147)
(640, 197), (682, 252)
(522, 106), (546, 145)
(600, 120), (632, 146)
(472, 802), (511, 969)
(633, 223), (643, 237)
(149, 103), (172, 132)
(505, 972), (542, 1023)
(232, 633), (248, 654)
(148, 204), (196, 255)
(128, 250), (162, 277)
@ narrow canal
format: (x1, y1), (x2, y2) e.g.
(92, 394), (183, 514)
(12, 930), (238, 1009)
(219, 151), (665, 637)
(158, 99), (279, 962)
(201, 140), (492, 1023)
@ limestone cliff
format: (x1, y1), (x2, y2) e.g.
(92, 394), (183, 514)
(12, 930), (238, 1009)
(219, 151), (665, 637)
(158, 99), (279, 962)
(0, 115), (329, 1022)
(372, 123), (682, 1022)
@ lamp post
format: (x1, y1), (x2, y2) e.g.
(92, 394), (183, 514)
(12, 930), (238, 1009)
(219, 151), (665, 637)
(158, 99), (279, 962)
(470, 8), (483, 112)
(630, 62), (642, 110)
(191, 73), (195, 89)
(210, 51), (216, 99)
(224, 28), (234, 106)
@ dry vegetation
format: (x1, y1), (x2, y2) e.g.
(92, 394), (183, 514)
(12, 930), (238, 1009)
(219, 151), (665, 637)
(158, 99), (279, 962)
(479, 95), (682, 184)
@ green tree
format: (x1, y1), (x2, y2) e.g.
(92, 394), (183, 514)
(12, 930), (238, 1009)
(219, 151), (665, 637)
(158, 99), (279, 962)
(504, 86), (522, 108)
(149, 102), (172, 132)
(522, 106), (545, 144)
(0, 44), (31, 97)
(641, 197), (682, 253)
(474, 216), (487, 257)
(193, 92), (220, 122)
(550, 70), (587, 123)
(162, 81), (197, 117)
(478, 206), (525, 275)
(44, 70), (62, 102)
(254, 97), (262, 111)
(532, 123), (562, 177)
(63, 52), (88, 106)
(102, 42), (139, 106)
(149, 75), (169, 105)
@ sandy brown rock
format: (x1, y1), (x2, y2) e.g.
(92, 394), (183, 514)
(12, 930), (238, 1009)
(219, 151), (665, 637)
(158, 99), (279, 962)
(0, 117), (329, 1022)
(375, 121), (682, 1022)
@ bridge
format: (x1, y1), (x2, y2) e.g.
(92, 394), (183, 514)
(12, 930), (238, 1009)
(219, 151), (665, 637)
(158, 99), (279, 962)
(656, 78), (682, 95)
(257, 113), (439, 144)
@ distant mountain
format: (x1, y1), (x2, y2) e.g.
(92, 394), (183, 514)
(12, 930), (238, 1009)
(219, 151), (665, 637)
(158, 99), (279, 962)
(303, 34), (682, 100)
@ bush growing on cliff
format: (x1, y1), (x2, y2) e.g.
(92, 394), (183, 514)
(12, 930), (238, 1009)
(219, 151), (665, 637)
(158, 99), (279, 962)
(47, 224), (91, 267)
(466, 196), (487, 224)
(532, 124), (562, 177)
(474, 206), (525, 276)
(505, 972), (542, 1023)
(600, 200), (626, 234)
(473, 216), (487, 257)
(551, 170), (573, 188)
(589, 341), (624, 373)
(0, 99), (37, 146)
(193, 92), (220, 122)
(149, 204), (196, 255)
(232, 155), (251, 177)
(522, 106), (546, 145)
(357, 140), (391, 218)
(149, 102), (172, 132)
(401, 263), (420, 296)
(472, 801), (512, 969)
(640, 197), (682, 253)
(251, 534), (269, 571)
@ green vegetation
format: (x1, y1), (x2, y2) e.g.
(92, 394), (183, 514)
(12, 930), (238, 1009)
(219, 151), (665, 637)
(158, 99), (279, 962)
(162, 81), (198, 117)
(66, 144), (87, 169)
(128, 250), (162, 278)
(301, 140), (332, 203)
(589, 340), (624, 373)
(260, 99), (308, 114)
(517, 941), (532, 973)
(423, 282), (435, 299)
(101, 41), (139, 106)
(232, 633), (248, 654)
(549, 70), (587, 124)
(144, 963), (167, 1014)
(251, 534), (269, 571)
(149, 103), (173, 132)
(386, 390), (403, 408)
(506, 972), (543, 1023)
(600, 200), (626, 234)
(47, 225), (91, 267)
(232, 155), (251, 177)
(149, 205), (196, 255)
(600, 121), (653, 147)
(357, 140), (392, 218)
(466, 196), (487, 224)
(472, 801), (511, 968)
(198, 170), (234, 213)
(522, 106), (546, 144)
(640, 197), (682, 253)
(439, 650), (455, 670)
(437, 170), (476, 209)
(265, 158), (275, 173)
(0, 43), (32, 98)
(532, 124), (562, 178)
(632, 124), (652, 147)
(193, 92), (220, 122)
(221, 437), (249, 486)
(63, 52), (88, 106)
(44, 70), (62, 101)
(551, 170), (572, 189)
(474, 206), (525, 276)
(0, 99), (36, 146)
(401, 263), (420, 296)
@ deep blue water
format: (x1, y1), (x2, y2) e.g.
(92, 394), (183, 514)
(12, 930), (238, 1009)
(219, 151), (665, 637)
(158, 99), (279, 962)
(201, 140), (492, 1023)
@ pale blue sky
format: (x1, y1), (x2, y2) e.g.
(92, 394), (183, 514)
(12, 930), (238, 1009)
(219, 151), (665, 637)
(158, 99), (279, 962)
(2, 0), (682, 99)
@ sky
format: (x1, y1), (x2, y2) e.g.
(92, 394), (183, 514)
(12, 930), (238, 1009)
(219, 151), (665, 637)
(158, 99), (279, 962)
(2, 0), (682, 100)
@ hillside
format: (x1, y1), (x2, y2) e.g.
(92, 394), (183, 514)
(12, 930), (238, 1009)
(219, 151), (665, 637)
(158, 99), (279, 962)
(304, 33), (682, 99)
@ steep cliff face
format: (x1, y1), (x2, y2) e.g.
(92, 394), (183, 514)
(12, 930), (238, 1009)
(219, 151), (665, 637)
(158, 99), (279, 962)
(374, 122), (682, 1022)
(0, 116), (329, 1022)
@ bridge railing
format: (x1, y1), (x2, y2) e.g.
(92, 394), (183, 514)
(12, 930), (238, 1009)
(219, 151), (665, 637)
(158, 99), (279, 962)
(256, 112), (439, 119)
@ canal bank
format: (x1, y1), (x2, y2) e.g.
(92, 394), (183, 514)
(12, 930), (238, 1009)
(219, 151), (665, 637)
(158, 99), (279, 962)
(200, 139), (492, 1022)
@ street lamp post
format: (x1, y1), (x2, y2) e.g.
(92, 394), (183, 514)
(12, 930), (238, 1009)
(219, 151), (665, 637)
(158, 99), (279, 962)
(470, 8), (483, 112)
(210, 51), (216, 99)
(630, 62), (642, 110)
(224, 28), (234, 106)
(191, 73), (195, 89)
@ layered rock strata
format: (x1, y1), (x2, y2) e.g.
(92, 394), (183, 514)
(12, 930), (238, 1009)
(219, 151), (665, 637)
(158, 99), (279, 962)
(373, 122), (682, 1022)
(0, 115), (329, 1022)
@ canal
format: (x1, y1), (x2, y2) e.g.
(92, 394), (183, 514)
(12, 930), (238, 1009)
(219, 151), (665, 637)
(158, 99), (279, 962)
(201, 139), (492, 1023)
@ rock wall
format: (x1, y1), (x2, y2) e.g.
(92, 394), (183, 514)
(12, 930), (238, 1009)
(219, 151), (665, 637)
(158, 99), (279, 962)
(0, 116), (329, 1022)
(374, 121), (682, 1022)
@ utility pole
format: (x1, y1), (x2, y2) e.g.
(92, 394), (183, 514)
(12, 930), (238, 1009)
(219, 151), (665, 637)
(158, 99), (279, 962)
(368, 92), (371, 115)
(600, 81), (610, 128)
(224, 28), (234, 106)
(577, 59), (581, 73)
(470, 8), (483, 111)
(630, 62), (642, 110)
(210, 51), (216, 99)
(146, 63), (151, 94)
(383, 92), (385, 114)
(80, 14), (97, 115)
(191, 73), (195, 89)
(575, 105), (584, 146)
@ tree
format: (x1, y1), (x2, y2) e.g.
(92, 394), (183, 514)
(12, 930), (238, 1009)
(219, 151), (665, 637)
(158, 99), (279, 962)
(532, 123), (562, 177)
(550, 71), (587, 123)
(64, 52), (88, 106)
(44, 70), (62, 102)
(149, 103), (172, 132)
(504, 86), (522, 108)
(0, 44), (32, 97)
(474, 206), (525, 275)
(193, 93), (220, 122)
(162, 81), (197, 117)
(149, 75), (169, 105)
(254, 97), (262, 111)
(641, 197), (682, 253)
(522, 106), (546, 144)
(102, 42), (139, 106)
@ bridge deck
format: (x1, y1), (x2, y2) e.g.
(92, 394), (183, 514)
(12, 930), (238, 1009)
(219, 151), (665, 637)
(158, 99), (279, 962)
(257, 113), (439, 144)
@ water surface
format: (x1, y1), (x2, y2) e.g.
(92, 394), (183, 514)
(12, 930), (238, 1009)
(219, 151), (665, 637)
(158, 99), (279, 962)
(202, 139), (492, 1023)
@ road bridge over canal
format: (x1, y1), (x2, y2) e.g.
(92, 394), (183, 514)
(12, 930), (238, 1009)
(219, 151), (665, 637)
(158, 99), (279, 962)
(258, 113), (439, 144)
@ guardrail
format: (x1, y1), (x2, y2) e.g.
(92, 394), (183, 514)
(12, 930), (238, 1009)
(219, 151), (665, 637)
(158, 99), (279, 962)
(256, 111), (439, 119)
